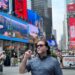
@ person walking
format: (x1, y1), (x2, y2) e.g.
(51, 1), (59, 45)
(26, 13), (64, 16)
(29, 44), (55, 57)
(0, 51), (6, 72)
(19, 39), (63, 75)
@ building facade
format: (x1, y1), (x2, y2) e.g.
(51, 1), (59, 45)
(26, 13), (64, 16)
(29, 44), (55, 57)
(31, 0), (52, 40)
(66, 0), (75, 50)
(63, 16), (68, 50)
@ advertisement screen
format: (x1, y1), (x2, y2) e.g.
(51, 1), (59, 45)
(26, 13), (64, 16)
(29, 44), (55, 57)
(69, 17), (75, 49)
(63, 56), (75, 67)
(0, 15), (28, 39)
(28, 24), (39, 38)
(14, 0), (28, 20)
(67, 4), (75, 12)
(0, 0), (9, 12)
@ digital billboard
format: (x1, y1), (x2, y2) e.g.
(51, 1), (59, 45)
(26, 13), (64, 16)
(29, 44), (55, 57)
(67, 3), (75, 12)
(68, 17), (75, 49)
(0, 15), (28, 39)
(28, 24), (39, 38)
(14, 0), (28, 20)
(0, 0), (9, 12)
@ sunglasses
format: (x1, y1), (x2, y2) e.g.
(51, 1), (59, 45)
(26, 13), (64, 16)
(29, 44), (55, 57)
(36, 44), (45, 48)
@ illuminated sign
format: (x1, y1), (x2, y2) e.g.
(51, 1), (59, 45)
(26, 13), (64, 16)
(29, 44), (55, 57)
(28, 24), (39, 38)
(0, 15), (28, 39)
(14, 0), (28, 20)
(63, 56), (75, 67)
(67, 3), (75, 12)
(69, 17), (75, 49)
(0, 0), (9, 12)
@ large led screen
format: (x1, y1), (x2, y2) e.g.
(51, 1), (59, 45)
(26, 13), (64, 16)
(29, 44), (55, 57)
(67, 4), (75, 12)
(0, 0), (9, 12)
(0, 15), (28, 39)
(28, 24), (39, 38)
(68, 17), (75, 49)
(14, 0), (28, 20)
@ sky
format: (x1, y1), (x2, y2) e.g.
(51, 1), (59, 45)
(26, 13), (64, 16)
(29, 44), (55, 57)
(52, 0), (65, 44)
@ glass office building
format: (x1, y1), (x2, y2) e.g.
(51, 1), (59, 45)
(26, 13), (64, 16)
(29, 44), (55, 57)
(31, 0), (52, 40)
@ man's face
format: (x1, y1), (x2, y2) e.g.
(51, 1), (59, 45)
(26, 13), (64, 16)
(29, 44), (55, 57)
(36, 41), (48, 55)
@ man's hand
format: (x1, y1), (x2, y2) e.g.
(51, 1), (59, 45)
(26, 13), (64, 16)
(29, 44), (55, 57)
(24, 50), (32, 59)
(19, 50), (32, 74)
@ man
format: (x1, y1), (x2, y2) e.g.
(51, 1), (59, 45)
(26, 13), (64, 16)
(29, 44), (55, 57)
(19, 40), (63, 75)
(0, 51), (6, 72)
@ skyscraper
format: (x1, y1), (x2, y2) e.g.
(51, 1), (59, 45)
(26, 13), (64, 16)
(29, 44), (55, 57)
(31, 0), (52, 40)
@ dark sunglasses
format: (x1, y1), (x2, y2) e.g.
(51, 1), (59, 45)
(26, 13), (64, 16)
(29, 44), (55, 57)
(36, 44), (45, 48)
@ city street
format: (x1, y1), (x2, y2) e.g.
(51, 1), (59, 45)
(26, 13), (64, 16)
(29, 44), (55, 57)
(0, 0), (75, 75)
(63, 69), (75, 75)
(0, 66), (75, 75)
(1, 66), (30, 75)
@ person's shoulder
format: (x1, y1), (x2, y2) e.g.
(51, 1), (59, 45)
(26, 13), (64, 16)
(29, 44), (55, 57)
(28, 57), (38, 62)
(48, 56), (58, 62)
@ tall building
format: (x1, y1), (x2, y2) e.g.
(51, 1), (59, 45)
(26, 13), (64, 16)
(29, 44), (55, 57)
(60, 35), (65, 51)
(63, 15), (68, 50)
(31, 0), (52, 40)
(66, 0), (75, 50)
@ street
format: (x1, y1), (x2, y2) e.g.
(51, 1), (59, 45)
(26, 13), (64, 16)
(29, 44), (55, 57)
(0, 66), (75, 75)
(1, 66), (30, 75)
(63, 69), (75, 75)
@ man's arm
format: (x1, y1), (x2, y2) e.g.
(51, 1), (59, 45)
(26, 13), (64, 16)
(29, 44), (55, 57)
(19, 50), (32, 74)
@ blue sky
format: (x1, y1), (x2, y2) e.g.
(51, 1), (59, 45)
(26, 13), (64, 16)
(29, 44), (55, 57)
(52, 0), (65, 44)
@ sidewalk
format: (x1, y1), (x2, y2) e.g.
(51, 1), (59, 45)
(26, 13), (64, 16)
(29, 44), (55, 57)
(62, 66), (75, 69)
(2, 66), (31, 75)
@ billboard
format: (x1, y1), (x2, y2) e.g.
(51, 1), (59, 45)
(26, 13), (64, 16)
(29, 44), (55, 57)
(67, 3), (75, 12)
(28, 9), (40, 26)
(69, 17), (75, 49)
(0, 0), (9, 12)
(63, 56), (75, 67)
(14, 0), (28, 20)
(0, 15), (28, 39)
(28, 24), (39, 38)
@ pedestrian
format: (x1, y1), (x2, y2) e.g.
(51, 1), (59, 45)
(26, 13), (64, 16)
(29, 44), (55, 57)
(19, 39), (63, 75)
(0, 51), (6, 72)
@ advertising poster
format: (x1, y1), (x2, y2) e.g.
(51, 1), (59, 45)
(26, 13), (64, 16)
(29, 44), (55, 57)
(67, 3), (75, 12)
(14, 0), (28, 20)
(63, 56), (75, 67)
(69, 17), (75, 49)
(28, 24), (39, 38)
(0, 0), (9, 12)
(0, 15), (28, 39)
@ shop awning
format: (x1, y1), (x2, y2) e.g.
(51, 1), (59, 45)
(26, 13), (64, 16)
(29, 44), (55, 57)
(0, 34), (29, 43)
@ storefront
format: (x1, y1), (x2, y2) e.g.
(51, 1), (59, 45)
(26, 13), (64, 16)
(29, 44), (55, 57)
(0, 12), (30, 66)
